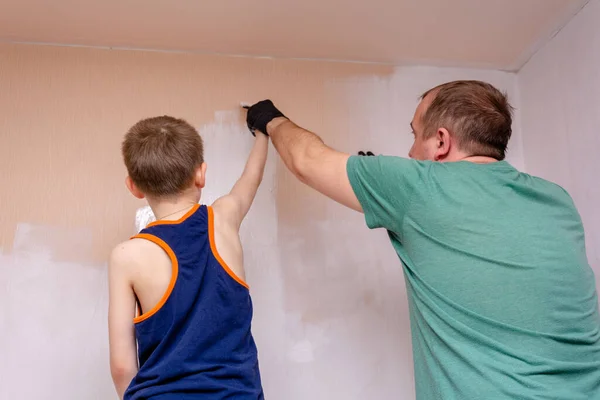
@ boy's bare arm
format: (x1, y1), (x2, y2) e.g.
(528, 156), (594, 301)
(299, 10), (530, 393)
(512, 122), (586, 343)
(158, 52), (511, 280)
(108, 242), (140, 399)
(212, 133), (269, 229)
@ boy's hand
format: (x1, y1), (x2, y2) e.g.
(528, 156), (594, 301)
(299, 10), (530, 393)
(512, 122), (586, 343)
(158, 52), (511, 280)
(243, 100), (287, 136)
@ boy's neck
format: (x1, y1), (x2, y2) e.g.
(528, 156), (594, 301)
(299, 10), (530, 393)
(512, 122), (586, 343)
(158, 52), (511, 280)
(148, 196), (200, 222)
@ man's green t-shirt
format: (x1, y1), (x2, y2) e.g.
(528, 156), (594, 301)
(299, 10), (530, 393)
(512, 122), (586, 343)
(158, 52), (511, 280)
(347, 156), (600, 400)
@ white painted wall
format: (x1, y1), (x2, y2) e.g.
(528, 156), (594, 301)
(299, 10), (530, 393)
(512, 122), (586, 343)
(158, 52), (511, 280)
(0, 225), (113, 399)
(518, 0), (600, 279)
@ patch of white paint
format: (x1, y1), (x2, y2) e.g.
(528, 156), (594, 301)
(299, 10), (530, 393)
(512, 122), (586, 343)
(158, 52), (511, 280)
(200, 109), (255, 205)
(288, 339), (315, 363)
(0, 224), (114, 400)
(13, 222), (93, 260)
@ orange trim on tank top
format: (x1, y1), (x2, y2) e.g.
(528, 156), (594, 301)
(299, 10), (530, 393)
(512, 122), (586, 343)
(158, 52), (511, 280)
(130, 233), (179, 324)
(146, 204), (200, 228)
(207, 206), (250, 290)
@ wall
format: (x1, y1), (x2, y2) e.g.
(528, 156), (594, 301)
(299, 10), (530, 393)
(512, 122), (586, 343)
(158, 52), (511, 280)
(0, 43), (521, 399)
(518, 0), (599, 280)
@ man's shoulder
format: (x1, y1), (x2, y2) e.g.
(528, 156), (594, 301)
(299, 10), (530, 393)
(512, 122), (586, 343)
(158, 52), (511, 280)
(521, 172), (574, 202)
(347, 154), (433, 176)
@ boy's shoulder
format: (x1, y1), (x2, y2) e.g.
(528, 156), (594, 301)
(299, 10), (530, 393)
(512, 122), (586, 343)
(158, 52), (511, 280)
(109, 238), (165, 275)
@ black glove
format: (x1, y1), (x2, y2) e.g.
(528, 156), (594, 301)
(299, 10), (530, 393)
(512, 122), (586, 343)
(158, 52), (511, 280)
(244, 100), (287, 136)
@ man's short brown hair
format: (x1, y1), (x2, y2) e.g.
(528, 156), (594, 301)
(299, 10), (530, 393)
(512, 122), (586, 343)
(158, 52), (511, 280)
(421, 80), (514, 160)
(122, 116), (204, 198)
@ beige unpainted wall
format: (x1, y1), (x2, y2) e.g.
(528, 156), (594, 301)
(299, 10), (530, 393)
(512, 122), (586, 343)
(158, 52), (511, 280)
(0, 43), (522, 399)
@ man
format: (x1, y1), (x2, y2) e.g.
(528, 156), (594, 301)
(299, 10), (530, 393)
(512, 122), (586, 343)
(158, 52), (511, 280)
(244, 80), (600, 399)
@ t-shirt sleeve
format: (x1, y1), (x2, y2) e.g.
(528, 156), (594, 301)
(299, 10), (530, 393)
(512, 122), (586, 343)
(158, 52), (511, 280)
(346, 155), (425, 232)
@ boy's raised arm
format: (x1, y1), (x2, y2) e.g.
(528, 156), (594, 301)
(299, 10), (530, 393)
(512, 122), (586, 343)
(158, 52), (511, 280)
(212, 133), (269, 229)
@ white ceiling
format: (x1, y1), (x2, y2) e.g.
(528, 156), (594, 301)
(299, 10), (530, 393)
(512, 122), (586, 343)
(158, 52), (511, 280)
(0, 0), (590, 71)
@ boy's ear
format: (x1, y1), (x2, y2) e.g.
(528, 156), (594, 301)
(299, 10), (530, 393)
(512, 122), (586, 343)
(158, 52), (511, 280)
(195, 163), (207, 189)
(125, 176), (145, 199)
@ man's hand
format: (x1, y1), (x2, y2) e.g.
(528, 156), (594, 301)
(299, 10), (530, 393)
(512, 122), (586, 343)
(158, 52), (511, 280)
(244, 100), (287, 136)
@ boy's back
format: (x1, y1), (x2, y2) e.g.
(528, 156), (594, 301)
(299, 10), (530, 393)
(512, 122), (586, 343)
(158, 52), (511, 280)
(109, 116), (268, 399)
(123, 204), (261, 399)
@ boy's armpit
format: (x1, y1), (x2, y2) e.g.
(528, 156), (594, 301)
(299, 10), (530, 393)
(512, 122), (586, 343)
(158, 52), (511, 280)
(207, 203), (247, 287)
(211, 195), (244, 229)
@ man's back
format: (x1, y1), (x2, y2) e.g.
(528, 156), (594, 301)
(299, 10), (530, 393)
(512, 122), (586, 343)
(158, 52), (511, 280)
(347, 156), (600, 399)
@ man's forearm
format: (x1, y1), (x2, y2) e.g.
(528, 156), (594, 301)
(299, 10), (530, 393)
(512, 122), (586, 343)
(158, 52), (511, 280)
(267, 118), (327, 181)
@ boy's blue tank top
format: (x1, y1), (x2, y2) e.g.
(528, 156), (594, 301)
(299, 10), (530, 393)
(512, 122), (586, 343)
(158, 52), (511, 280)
(124, 204), (264, 400)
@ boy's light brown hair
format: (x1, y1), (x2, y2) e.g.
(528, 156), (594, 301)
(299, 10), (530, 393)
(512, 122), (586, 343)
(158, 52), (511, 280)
(122, 116), (204, 198)
(421, 80), (514, 160)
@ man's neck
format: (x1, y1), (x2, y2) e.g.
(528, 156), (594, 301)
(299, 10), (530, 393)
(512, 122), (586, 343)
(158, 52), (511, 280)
(457, 155), (499, 164)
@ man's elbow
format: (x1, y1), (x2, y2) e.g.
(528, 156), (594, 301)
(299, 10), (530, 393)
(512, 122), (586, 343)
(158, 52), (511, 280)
(291, 159), (310, 185)
(291, 147), (322, 185)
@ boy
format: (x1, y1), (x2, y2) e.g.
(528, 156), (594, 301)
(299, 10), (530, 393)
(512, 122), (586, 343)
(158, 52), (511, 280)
(108, 115), (267, 399)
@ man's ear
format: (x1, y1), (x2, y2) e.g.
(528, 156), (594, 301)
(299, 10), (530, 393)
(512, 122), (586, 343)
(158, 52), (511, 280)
(434, 128), (452, 161)
(125, 177), (145, 199)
